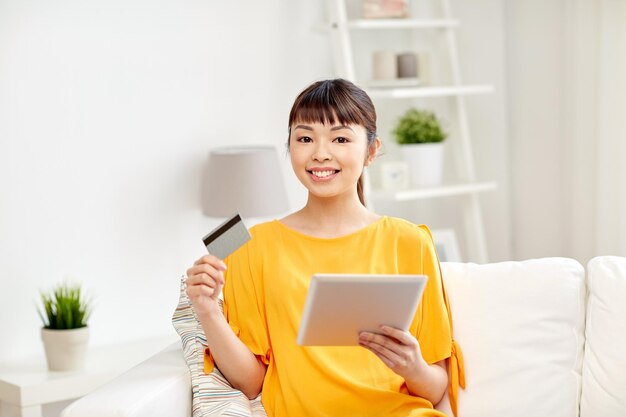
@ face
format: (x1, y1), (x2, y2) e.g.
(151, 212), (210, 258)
(289, 121), (379, 201)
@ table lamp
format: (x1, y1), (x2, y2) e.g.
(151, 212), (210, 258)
(202, 146), (289, 218)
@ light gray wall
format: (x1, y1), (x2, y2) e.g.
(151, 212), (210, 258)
(0, 0), (325, 362)
(504, 0), (603, 263)
(505, 1), (567, 259)
(0, 0), (511, 362)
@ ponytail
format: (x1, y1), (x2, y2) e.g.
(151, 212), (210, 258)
(357, 175), (366, 207)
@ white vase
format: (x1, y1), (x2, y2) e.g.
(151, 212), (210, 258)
(41, 327), (89, 371)
(400, 142), (445, 188)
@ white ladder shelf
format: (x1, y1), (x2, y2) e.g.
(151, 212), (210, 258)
(326, 0), (495, 263)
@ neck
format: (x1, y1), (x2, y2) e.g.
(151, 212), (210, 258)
(281, 191), (381, 239)
(302, 193), (367, 225)
(280, 186), (382, 238)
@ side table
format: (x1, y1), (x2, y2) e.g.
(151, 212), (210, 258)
(0, 336), (178, 417)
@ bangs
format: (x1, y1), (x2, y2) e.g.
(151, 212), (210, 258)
(289, 81), (372, 128)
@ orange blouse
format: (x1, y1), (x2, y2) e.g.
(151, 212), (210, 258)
(205, 216), (465, 416)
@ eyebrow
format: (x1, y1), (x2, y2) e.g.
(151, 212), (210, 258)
(331, 125), (355, 132)
(293, 124), (355, 132)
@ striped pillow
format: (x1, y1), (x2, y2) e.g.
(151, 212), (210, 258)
(172, 276), (267, 417)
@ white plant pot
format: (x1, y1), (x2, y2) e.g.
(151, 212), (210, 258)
(41, 327), (89, 371)
(400, 142), (445, 188)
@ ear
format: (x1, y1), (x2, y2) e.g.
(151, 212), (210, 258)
(365, 137), (382, 166)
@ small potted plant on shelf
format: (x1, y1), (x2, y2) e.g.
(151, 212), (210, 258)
(392, 108), (448, 188)
(37, 282), (92, 371)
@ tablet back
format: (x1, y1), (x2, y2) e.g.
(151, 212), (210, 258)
(296, 274), (427, 346)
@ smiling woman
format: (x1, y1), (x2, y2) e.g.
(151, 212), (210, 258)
(184, 78), (465, 417)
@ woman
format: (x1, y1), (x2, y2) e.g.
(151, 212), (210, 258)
(185, 79), (464, 417)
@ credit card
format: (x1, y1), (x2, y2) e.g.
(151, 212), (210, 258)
(202, 213), (251, 260)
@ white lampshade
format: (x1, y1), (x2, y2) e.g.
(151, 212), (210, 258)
(202, 146), (289, 218)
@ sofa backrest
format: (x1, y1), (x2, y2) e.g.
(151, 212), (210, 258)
(580, 256), (626, 417)
(436, 258), (586, 417)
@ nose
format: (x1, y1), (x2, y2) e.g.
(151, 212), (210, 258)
(312, 141), (332, 162)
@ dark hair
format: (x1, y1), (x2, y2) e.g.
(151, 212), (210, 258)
(287, 79), (377, 206)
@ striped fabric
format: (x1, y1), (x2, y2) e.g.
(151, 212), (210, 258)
(172, 276), (267, 417)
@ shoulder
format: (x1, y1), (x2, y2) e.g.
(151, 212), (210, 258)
(224, 220), (279, 259)
(248, 220), (282, 237)
(244, 220), (288, 249)
(381, 216), (435, 246)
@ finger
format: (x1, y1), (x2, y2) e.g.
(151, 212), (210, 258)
(186, 271), (224, 287)
(360, 343), (392, 366)
(360, 333), (405, 360)
(380, 326), (416, 346)
(186, 272), (219, 288)
(186, 284), (216, 299)
(193, 255), (227, 271)
(186, 264), (214, 279)
(187, 264), (225, 285)
(188, 273), (221, 288)
(359, 332), (403, 354)
(195, 280), (222, 299)
(186, 280), (215, 293)
(187, 272), (224, 297)
(360, 340), (401, 368)
(360, 335), (402, 359)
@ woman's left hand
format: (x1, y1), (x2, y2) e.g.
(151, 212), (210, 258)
(358, 325), (428, 381)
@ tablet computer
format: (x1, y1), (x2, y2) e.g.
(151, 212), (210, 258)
(296, 273), (428, 346)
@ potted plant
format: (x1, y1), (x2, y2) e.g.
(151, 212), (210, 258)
(37, 282), (91, 371)
(392, 108), (448, 188)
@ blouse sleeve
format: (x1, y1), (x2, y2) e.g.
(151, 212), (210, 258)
(203, 237), (270, 374)
(414, 225), (452, 364)
(415, 225), (466, 417)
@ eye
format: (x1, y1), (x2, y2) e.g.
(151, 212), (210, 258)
(297, 136), (313, 143)
(334, 137), (350, 144)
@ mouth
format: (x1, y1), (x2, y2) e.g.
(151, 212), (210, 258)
(307, 169), (340, 181)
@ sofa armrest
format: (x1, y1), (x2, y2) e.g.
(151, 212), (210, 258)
(61, 342), (190, 417)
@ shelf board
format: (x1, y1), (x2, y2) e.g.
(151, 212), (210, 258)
(347, 19), (459, 29)
(371, 181), (497, 201)
(366, 84), (494, 99)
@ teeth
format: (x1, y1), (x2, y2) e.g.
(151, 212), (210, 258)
(312, 170), (335, 178)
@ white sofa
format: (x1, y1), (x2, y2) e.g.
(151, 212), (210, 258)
(61, 256), (626, 417)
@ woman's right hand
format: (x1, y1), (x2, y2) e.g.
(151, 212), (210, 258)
(185, 254), (227, 317)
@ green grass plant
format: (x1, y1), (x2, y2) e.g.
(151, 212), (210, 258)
(38, 283), (91, 329)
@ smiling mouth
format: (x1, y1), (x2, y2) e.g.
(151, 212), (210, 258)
(308, 169), (340, 178)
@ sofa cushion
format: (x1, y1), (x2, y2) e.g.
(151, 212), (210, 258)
(580, 256), (626, 417)
(440, 258), (586, 417)
(171, 277), (266, 417)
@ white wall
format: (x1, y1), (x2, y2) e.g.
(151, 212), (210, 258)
(504, 0), (622, 263)
(0, 0), (327, 362)
(445, 0), (511, 262)
(0, 0), (510, 362)
(505, 1), (567, 260)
